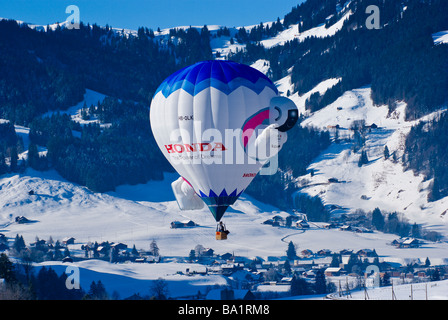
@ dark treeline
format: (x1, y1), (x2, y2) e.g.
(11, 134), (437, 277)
(404, 112), (448, 202)
(0, 122), (23, 174)
(28, 99), (173, 193)
(0, 19), (212, 126)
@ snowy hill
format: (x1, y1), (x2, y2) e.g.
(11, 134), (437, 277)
(296, 86), (448, 236)
(1, 167), (448, 298)
(1, 167), (448, 262)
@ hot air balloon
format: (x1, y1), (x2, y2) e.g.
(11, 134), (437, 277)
(150, 60), (298, 238)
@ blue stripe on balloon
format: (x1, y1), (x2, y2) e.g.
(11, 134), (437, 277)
(157, 77), (277, 98)
(155, 60), (278, 98)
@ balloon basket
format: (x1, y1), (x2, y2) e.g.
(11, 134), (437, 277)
(215, 231), (227, 240)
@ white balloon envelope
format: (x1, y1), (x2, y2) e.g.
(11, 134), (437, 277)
(150, 60), (298, 222)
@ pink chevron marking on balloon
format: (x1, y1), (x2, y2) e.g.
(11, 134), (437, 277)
(241, 108), (270, 149)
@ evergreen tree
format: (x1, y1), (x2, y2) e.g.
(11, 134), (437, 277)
(9, 146), (18, 172)
(0, 253), (16, 283)
(110, 246), (119, 263)
(149, 240), (159, 257)
(384, 145), (390, 159)
(150, 278), (169, 300)
(0, 153), (7, 175)
(290, 275), (310, 296)
(430, 269), (440, 281)
(371, 207), (385, 231)
(283, 259), (292, 275)
(314, 269), (327, 294)
(358, 150), (369, 167)
(381, 272), (391, 287)
(13, 234), (26, 253)
(54, 249), (63, 260)
(330, 253), (340, 267)
(411, 223), (421, 238)
(188, 249), (196, 262)
(286, 241), (297, 260)
(131, 245), (139, 256)
(27, 143), (39, 170)
(86, 280), (109, 300)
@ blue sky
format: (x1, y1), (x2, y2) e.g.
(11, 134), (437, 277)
(0, 0), (304, 30)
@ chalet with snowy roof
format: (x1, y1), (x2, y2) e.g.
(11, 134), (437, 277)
(323, 222), (338, 229)
(325, 267), (343, 277)
(62, 237), (75, 245)
(221, 252), (233, 260)
(30, 239), (46, 247)
(62, 256), (73, 263)
(111, 242), (128, 250)
(170, 220), (198, 228)
(402, 238), (420, 247)
(356, 249), (376, 257)
(392, 237), (420, 248)
(15, 216), (32, 224)
(301, 249), (313, 257)
(296, 220), (310, 229)
(354, 226), (373, 233)
(317, 249), (333, 256)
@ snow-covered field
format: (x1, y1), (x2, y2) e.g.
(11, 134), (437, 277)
(1, 167), (447, 261)
(1, 167), (448, 298)
(35, 259), (227, 299)
(332, 279), (448, 300)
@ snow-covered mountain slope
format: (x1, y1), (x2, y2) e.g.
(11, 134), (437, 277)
(433, 30), (448, 45)
(294, 85), (448, 236)
(252, 51), (448, 237)
(260, 10), (352, 49)
(210, 7), (352, 57)
(42, 89), (107, 127)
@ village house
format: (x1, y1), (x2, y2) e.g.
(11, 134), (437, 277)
(356, 249), (376, 257)
(354, 226), (373, 233)
(111, 242), (128, 251)
(170, 220), (198, 228)
(296, 220), (310, 229)
(339, 225), (352, 231)
(300, 249), (313, 258)
(323, 222), (339, 229)
(317, 249), (333, 256)
(62, 237), (75, 245)
(325, 267), (343, 277)
(392, 237), (420, 248)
